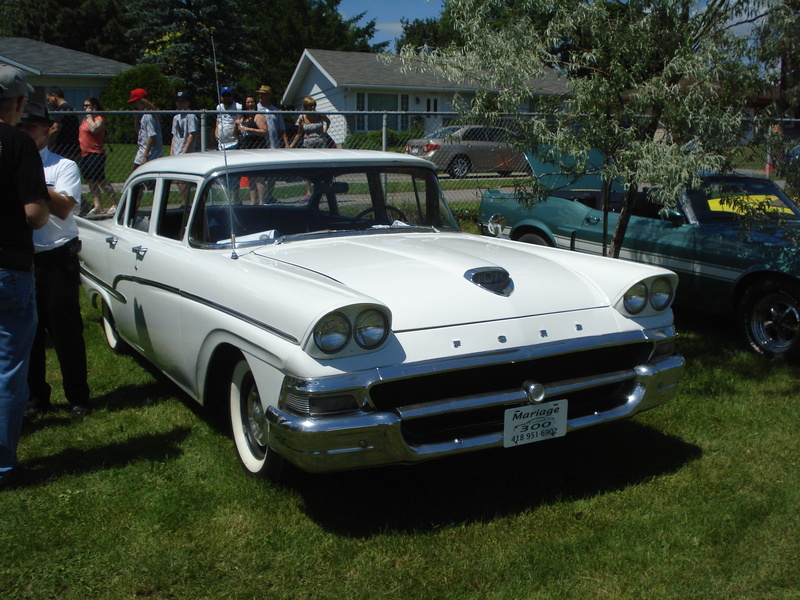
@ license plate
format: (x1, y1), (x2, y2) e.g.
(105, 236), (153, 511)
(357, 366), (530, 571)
(503, 401), (567, 448)
(409, 147), (420, 154)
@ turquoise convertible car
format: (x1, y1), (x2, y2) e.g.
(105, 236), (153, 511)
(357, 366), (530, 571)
(479, 175), (800, 359)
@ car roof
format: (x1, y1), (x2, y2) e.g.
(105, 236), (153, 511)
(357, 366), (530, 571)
(129, 148), (437, 180)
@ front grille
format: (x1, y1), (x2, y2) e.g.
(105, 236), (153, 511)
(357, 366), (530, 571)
(369, 342), (652, 446)
(400, 381), (631, 445)
(369, 342), (650, 410)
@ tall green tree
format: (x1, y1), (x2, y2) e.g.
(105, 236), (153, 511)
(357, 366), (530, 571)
(395, 13), (462, 53)
(1, 0), (136, 64)
(241, 0), (387, 103)
(755, 0), (800, 115)
(399, 0), (768, 257)
(126, 0), (251, 106)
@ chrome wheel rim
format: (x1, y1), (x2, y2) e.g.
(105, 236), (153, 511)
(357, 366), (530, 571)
(751, 293), (800, 354)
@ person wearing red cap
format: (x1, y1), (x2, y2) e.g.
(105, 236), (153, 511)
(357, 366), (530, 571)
(128, 88), (162, 168)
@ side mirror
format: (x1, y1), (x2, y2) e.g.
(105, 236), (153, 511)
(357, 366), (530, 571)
(658, 208), (683, 227)
(487, 214), (505, 237)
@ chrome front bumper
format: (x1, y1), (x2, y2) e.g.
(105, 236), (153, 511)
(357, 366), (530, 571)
(266, 352), (685, 473)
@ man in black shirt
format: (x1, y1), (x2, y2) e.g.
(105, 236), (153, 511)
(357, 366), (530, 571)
(0, 66), (51, 491)
(46, 86), (80, 160)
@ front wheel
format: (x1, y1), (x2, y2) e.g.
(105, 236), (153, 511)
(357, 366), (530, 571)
(738, 278), (800, 360)
(229, 358), (285, 480)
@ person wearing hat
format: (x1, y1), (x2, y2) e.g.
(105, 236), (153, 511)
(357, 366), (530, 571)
(256, 85), (288, 149)
(128, 88), (163, 167)
(215, 86), (241, 151)
(0, 66), (51, 491)
(17, 99), (93, 421)
(171, 91), (197, 155)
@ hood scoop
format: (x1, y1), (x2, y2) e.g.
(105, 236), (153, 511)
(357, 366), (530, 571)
(465, 267), (514, 297)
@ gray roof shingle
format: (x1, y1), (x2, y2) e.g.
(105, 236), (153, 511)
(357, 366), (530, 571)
(0, 37), (131, 77)
(305, 49), (568, 96)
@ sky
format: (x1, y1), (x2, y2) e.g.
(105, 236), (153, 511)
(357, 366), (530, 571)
(337, 0), (445, 49)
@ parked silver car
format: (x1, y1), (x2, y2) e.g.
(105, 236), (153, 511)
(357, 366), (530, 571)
(404, 125), (528, 178)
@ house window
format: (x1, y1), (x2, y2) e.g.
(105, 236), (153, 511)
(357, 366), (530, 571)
(356, 93), (366, 131)
(400, 94), (409, 130)
(426, 98), (438, 113)
(367, 93), (399, 131)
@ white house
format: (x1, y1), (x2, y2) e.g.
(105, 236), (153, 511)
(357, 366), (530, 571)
(0, 38), (131, 107)
(282, 49), (568, 144)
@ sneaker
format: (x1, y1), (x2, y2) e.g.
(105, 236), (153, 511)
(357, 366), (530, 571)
(23, 402), (53, 420)
(106, 206), (117, 216)
(70, 404), (93, 417)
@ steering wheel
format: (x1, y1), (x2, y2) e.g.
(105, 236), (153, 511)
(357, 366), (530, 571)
(354, 205), (408, 223)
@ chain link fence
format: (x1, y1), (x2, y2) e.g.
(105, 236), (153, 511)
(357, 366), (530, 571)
(65, 110), (800, 220)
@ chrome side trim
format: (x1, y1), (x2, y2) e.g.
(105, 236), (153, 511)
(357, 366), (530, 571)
(80, 267), (299, 344)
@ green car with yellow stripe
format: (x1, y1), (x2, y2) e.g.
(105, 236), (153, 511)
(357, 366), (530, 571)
(479, 174), (800, 359)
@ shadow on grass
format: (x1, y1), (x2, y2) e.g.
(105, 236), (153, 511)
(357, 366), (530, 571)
(673, 306), (800, 382)
(294, 420), (700, 537)
(21, 427), (191, 485)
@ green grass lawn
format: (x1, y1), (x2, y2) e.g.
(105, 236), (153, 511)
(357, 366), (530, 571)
(2, 291), (799, 599)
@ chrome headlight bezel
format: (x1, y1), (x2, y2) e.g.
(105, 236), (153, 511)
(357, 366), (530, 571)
(623, 282), (648, 315)
(353, 309), (389, 349)
(313, 312), (351, 354)
(310, 306), (392, 357)
(649, 277), (674, 311)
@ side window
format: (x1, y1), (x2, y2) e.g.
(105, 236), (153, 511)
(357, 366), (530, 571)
(462, 128), (481, 142)
(126, 180), (157, 232)
(157, 180), (198, 241)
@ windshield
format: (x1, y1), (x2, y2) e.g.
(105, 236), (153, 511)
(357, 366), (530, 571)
(189, 166), (460, 248)
(686, 177), (800, 223)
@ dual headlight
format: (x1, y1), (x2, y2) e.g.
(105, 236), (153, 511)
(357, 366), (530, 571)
(313, 308), (390, 354)
(621, 277), (674, 315)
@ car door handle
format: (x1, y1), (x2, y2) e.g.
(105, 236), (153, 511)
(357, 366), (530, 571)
(131, 245), (148, 259)
(105, 236), (118, 249)
(585, 216), (600, 225)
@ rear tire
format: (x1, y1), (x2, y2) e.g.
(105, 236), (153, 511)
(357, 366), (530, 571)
(229, 357), (286, 480)
(518, 233), (552, 247)
(738, 278), (800, 360)
(447, 156), (471, 179)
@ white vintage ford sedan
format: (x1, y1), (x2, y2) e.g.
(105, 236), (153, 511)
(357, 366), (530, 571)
(77, 149), (684, 480)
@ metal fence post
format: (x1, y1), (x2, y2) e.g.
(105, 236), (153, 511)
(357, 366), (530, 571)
(200, 111), (208, 152)
(382, 113), (388, 151)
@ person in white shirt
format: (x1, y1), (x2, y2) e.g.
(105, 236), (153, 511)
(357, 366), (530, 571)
(215, 87), (242, 151)
(17, 101), (91, 419)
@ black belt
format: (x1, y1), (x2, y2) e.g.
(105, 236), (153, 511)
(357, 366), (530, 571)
(0, 248), (34, 272)
(33, 237), (81, 267)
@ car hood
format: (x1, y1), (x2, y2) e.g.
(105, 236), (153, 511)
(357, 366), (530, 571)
(253, 232), (615, 332)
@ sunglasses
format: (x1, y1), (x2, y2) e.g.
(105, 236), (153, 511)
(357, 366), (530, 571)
(83, 104), (92, 108)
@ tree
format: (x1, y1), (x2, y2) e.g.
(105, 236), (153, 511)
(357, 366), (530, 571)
(394, 12), (462, 53)
(241, 0), (387, 103)
(755, 0), (800, 117)
(2, 0), (137, 64)
(399, 0), (769, 257)
(126, 0), (251, 107)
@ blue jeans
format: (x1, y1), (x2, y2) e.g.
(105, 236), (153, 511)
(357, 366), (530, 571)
(0, 268), (37, 476)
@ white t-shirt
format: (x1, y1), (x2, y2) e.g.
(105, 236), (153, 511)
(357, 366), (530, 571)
(34, 147), (81, 252)
(216, 102), (242, 150)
